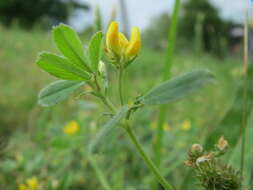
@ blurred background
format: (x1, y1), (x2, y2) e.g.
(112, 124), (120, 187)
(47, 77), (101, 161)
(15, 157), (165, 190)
(0, 0), (253, 189)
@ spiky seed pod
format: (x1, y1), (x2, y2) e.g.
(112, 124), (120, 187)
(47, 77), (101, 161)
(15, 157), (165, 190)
(196, 161), (241, 190)
(185, 137), (241, 190)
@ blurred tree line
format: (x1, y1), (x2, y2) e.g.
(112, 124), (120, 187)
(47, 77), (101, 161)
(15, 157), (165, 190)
(143, 0), (235, 57)
(0, 0), (89, 29)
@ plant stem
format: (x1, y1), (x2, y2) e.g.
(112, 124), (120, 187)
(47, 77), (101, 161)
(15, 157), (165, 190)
(101, 96), (117, 113)
(98, 82), (174, 189)
(89, 156), (112, 190)
(119, 68), (124, 105)
(88, 75), (117, 113)
(154, 0), (181, 183)
(125, 124), (174, 190)
(94, 75), (101, 92)
(240, 10), (249, 179)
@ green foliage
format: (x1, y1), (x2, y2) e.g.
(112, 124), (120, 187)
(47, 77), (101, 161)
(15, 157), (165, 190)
(0, 25), (249, 190)
(36, 24), (105, 82)
(0, 0), (89, 29)
(35, 23), (217, 190)
(38, 80), (85, 107)
(205, 64), (253, 149)
(139, 70), (214, 105)
(88, 105), (129, 154)
(88, 32), (104, 72)
(36, 53), (91, 80)
(53, 24), (91, 72)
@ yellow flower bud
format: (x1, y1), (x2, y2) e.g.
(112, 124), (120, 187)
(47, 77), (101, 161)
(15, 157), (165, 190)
(105, 21), (141, 66)
(106, 21), (119, 54)
(118, 32), (129, 53)
(126, 27), (141, 58)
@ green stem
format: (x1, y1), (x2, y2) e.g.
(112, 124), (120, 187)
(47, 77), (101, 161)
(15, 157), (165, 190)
(88, 75), (117, 113)
(119, 69), (124, 105)
(162, 0), (181, 80)
(125, 124), (174, 190)
(155, 106), (167, 166)
(98, 84), (174, 189)
(89, 156), (112, 190)
(94, 75), (101, 92)
(240, 88), (247, 179)
(240, 10), (249, 179)
(154, 0), (181, 179)
(101, 96), (117, 113)
(153, 1), (180, 188)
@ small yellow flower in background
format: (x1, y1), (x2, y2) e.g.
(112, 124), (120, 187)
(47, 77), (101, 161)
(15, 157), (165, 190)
(181, 120), (191, 131)
(26, 177), (39, 189)
(64, 120), (80, 135)
(150, 122), (172, 132)
(106, 21), (141, 65)
(18, 184), (27, 190)
(163, 123), (172, 132)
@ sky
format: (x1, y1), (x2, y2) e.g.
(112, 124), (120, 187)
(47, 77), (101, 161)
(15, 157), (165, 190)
(71, 0), (252, 31)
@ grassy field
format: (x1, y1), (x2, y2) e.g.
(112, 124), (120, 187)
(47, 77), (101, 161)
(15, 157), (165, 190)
(0, 26), (252, 190)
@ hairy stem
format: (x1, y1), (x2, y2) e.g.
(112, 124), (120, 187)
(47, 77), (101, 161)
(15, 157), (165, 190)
(125, 124), (174, 190)
(101, 96), (117, 113)
(119, 68), (124, 105)
(97, 83), (174, 189)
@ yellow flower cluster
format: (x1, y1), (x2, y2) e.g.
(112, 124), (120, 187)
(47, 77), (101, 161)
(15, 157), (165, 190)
(105, 21), (141, 67)
(63, 120), (80, 135)
(18, 177), (39, 190)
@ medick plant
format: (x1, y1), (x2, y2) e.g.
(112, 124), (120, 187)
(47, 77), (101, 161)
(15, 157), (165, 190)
(36, 21), (214, 190)
(185, 137), (241, 190)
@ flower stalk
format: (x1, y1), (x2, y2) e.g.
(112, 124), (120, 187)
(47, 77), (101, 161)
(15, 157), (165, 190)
(119, 68), (124, 105)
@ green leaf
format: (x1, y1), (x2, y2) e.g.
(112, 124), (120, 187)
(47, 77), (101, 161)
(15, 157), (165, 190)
(88, 31), (103, 71)
(88, 105), (129, 154)
(205, 64), (253, 149)
(139, 69), (215, 105)
(37, 52), (91, 80)
(53, 24), (91, 72)
(38, 80), (85, 107)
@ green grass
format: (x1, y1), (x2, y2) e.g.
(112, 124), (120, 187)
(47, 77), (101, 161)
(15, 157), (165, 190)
(1, 26), (251, 190)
